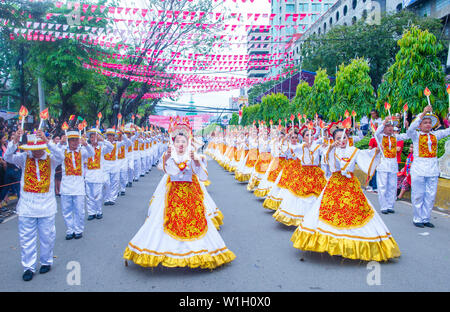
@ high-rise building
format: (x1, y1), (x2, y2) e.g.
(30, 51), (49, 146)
(247, 28), (271, 78)
(269, 0), (338, 77)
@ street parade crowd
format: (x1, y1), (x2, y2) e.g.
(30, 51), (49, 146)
(205, 104), (450, 263)
(2, 104), (450, 283)
(1, 116), (168, 281)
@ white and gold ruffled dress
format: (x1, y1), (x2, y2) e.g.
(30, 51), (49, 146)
(291, 145), (401, 262)
(123, 152), (235, 269)
(273, 141), (327, 226)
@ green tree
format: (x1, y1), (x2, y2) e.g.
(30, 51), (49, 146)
(377, 26), (447, 116)
(308, 69), (332, 118)
(260, 93), (290, 124)
(300, 10), (445, 89)
(331, 58), (375, 121)
(290, 81), (311, 118)
(229, 112), (239, 126)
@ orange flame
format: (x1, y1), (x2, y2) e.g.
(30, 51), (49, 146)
(424, 87), (431, 97)
(19, 106), (28, 117)
(39, 108), (49, 120)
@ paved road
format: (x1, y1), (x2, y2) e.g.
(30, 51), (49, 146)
(0, 159), (449, 292)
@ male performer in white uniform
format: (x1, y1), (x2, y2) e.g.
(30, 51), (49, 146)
(85, 128), (114, 220)
(59, 130), (94, 240)
(375, 117), (408, 214)
(407, 105), (450, 228)
(4, 130), (64, 281)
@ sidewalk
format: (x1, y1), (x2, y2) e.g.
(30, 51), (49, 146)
(355, 167), (450, 213)
(0, 197), (18, 224)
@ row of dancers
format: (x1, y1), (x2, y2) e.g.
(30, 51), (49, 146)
(206, 105), (449, 262)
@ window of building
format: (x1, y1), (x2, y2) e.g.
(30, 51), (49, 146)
(352, 0), (357, 10)
(329, 17), (333, 26)
(324, 23), (327, 32)
(286, 4), (295, 13)
(396, 3), (402, 12)
(336, 11), (340, 21)
(352, 16), (357, 25)
(312, 3), (321, 12)
(299, 3), (309, 11)
(343, 5), (348, 16)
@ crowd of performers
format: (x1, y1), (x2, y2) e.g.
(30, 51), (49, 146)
(7, 124), (168, 281)
(205, 104), (450, 263)
(8, 105), (450, 282)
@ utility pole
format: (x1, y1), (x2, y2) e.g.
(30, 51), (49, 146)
(37, 76), (46, 128)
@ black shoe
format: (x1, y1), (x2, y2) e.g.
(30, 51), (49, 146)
(87, 215), (95, 221)
(387, 209), (395, 214)
(120, 191), (126, 196)
(413, 222), (424, 228)
(96, 213), (103, 219)
(126, 183), (131, 188)
(39, 265), (51, 274)
(140, 174), (145, 177)
(22, 270), (33, 281)
(74, 233), (83, 239)
(381, 210), (389, 214)
(128, 183), (132, 187)
(65, 233), (75, 240)
(423, 222), (435, 228)
(104, 201), (113, 206)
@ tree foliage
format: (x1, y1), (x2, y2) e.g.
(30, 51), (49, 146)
(377, 26), (447, 116)
(300, 10), (445, 89)
(331, 58), (375, 120)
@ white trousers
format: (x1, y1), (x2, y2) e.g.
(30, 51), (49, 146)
(119, 170), (128, 193)
(104, 171), (120, 203)
(140, 157), (146, 175)
(376, 171), (398, 212)
(18, 215), (56, 272)
(133, 159), (141, 181)
(411, 175), (438, 223)
(61, 195), (85, 235)
(86, 183), (103, 216)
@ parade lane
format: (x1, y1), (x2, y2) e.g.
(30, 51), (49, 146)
(0, 158), (449, 292)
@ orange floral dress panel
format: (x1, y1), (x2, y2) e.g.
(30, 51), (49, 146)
(285, 166), (326, 198)
(64, 150), (82, 176)
(245, 148), (259, 168)
(277, 159), (301, 189)
(87, 148), (102, 170)
(418, 134), (437, 158)
(23, 157), (51, 193)
(382, 136), (397, 158)
(254, 152), (272, 174)
(133, 140), (139, 151)
(319, 172), (374, 229)
(267, 157), (287, 182)
(164, 175), (208, 241)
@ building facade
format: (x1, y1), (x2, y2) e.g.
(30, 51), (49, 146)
(247, 28), (271, 78)
(269, 0), (338, 77)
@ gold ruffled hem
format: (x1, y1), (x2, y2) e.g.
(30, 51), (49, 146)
(254, 187), (270, 198)
(203, 180), (211, 187)
(123, 247), (236, 269)
(291, 228), (401, 262)
(273, 210), (303, 226)
(235, 172), (251, 182)
(211, 210), (224, 230)
(247, 178), (260, 191)
(262, 197), (281, 210)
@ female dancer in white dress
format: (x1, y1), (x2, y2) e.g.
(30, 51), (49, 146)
(123, 118), (235, 269)
(273, 125), (327, 226)
(291, 121), (401, 262)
